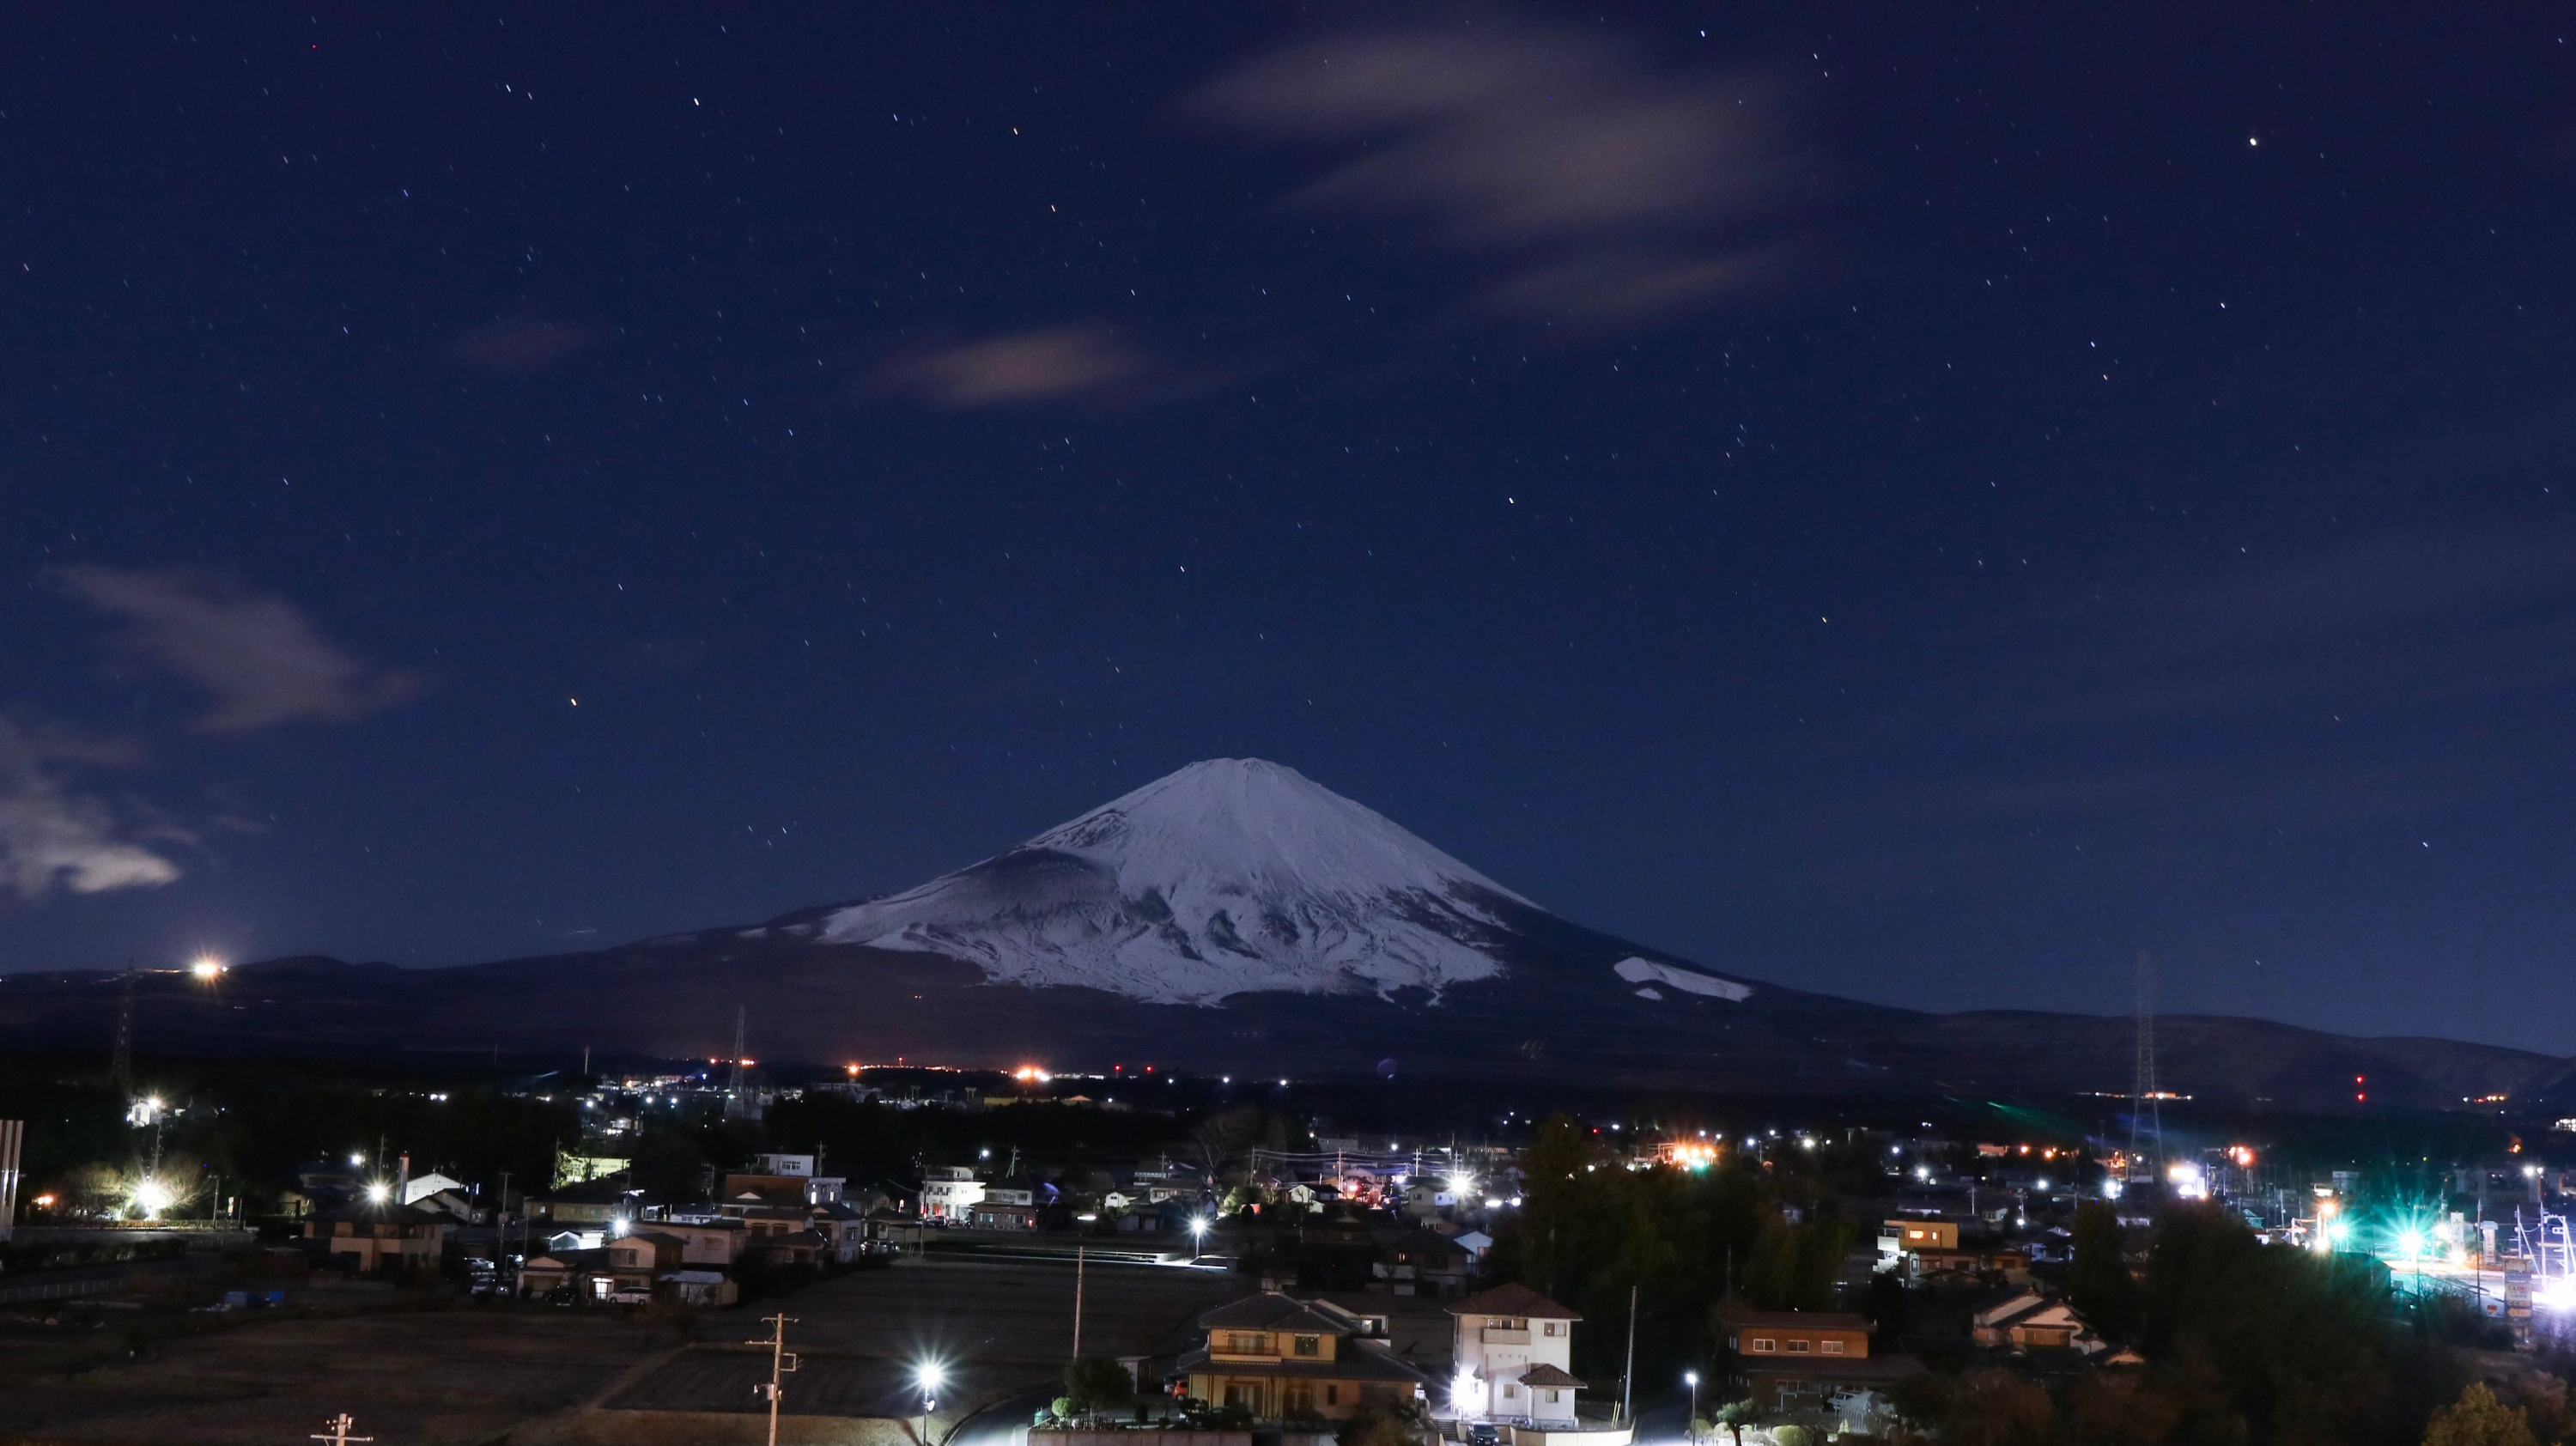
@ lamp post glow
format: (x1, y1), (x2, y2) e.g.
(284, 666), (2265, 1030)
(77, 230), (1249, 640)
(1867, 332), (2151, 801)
(1684, 1371), (1699, 1443)
(1189, 1215), (1210, 1264)
(915, 1361), (945, 1446)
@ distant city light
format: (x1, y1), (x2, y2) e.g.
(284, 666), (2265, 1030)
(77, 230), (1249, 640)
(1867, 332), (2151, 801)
(349, 1152), (365, 1166)
(190, 957), (224, 980)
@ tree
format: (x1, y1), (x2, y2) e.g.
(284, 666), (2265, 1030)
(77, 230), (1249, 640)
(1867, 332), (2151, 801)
(2424, 1384), (2538, 1446)
(1065, 1358), (1135, 1417)
(1714, 1400), (1759, 1446)
(2068, 1200), (2142, 1343)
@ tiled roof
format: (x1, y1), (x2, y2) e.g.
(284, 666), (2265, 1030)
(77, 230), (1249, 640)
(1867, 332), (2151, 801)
(1517, 1364), (1587, 1389)
(1201, 1292), (1358, 1334)
(1447, 1283), (1581, 1321)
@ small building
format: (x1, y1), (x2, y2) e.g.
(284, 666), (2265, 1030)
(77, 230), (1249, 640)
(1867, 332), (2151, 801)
(1446, 1283), (1586, 1427)
(968, 1199), (1041, 1230)
(921, 1165), (985, 1222)
(521, 1247), (609, 1299)
(1176, 1292), (1430, 1421)
(1971, 1291), (2105, 1354)
(1717, 1305), (1923, 1415)
(303, 1203), (447, 1274)
(530, 1181), (646, 1227)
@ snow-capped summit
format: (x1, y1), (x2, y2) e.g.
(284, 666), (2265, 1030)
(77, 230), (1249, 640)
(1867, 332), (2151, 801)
(819, 758), (1536, 1004)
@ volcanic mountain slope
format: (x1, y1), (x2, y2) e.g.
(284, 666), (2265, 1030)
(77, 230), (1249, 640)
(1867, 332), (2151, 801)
(818, 758), (1548, 1004)
(2, 757), (2569, 1109)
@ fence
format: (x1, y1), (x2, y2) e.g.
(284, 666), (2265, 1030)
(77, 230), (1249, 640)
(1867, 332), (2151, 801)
(0, 1277), (111, 1306)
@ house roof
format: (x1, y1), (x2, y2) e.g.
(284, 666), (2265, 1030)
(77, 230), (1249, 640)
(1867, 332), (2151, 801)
(1720, 1306), (1870, 1332)
(1517, 1364), (1587, 1389)
(1171, 1340), (1430, 1385)
(1201, 1291), (1358, 1334)
(1448, 1283), (1581, 1321)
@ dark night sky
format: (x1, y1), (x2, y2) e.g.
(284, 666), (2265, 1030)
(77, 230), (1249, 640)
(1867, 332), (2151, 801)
(4, 7), (2573, 1051)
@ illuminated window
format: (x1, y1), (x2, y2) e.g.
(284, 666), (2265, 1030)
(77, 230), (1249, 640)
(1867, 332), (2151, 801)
(1748, 1338), (1777, 1353)
(1294, 1335), (1320, 1358)
(1821, 1340), (1845, 1355)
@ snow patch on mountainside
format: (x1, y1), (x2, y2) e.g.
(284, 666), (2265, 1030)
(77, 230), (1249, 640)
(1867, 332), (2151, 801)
(1613, 956), (1753, 1001)
(820, 759), (1536, 1005)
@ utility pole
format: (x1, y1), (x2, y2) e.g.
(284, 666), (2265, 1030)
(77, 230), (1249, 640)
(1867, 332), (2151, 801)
(748, 1312), (800, 1446)
(1072, 1244), (1086, 1358)
(311, 1414), (372, 1446)
(2129, 951), (2163, 1187)
(1620, 1284), (1637, 1425)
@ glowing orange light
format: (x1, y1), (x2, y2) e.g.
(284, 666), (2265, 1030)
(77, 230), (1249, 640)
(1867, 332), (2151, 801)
(33, 1193), (56, 1208)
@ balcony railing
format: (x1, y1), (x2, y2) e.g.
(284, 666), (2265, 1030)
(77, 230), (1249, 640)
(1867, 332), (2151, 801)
(1482, 1327), (1531, 1344)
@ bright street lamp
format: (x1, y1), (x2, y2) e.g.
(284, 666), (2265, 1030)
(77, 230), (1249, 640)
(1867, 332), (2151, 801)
(190, 957), (224, 981)
(916, 1361), (945, 1444)
(1189, 1215), (1211, 1263)
(366, 1182), (392, 1204)
(1684, 1372), (1700, 1442)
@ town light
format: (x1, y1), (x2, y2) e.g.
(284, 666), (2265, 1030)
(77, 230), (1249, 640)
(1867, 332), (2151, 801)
(33, 1193), (57, 1209)
(131, 1179), (173, 1217)
(915, 1362), (945, 1392)
(190, 957), (224, 980)
(366, 1182), (392, 1204)
(350, 1152), (366, 1167)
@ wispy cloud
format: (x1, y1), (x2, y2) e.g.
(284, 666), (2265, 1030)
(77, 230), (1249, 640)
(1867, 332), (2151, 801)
(1187, 24), (1809, 321)
(56, 567), (422, 733)
(882, 325), (1148, 408)
(0, 718), (182, 899)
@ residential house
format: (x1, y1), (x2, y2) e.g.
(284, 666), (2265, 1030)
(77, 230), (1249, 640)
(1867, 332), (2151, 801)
(964, 1176), (1053, 1229)
(1446, 1283), (1586, 1427)
(520, 1247), (609, 1299)
(1176, 1292), (1431, 1421)
(530, 1181), (646, 1227)
(1375, 1230), (1473, 1297)
(1878, 1218), (2028, 1285)
(1971, 1291), (2105, 1354)
(303, 1203), (447, 1274)
(605, 1230), (685, 1301)
(921, 1165), (985, 1222)
(1717, 1305), (1923, 1415)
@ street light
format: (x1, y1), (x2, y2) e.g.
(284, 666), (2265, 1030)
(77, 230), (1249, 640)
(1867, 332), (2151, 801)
(1190, 1215), (1211, 1264)
(916, 1361), (945, 1446)
(1684, 1371), (1700, 1443)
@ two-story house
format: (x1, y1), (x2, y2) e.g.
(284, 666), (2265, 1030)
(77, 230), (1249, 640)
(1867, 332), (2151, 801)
(1176, 1292), (1431, 1422)
(920, 1165), (985, 1222)
(1716, 1305), (1923, 1414)
(1446, 1284), (1586, 1427)
(302, 1203), (447, 1274)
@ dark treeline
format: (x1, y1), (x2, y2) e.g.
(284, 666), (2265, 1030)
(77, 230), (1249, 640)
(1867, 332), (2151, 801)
(1484, 1115), (1858, 1390)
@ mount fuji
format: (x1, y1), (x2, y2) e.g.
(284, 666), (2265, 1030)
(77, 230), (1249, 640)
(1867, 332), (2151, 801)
(819, 758), (1572, 1005)
(2, 758), (2569, 1109)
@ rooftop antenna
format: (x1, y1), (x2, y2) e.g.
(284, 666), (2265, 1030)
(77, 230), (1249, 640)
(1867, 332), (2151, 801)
(2129, 951), (2163, 1186)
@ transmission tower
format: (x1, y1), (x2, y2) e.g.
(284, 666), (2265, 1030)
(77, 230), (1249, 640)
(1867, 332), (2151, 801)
(2128, 951), (2162, 1185)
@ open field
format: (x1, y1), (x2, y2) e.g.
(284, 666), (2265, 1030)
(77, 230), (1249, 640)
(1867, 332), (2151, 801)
(0, 1255), (1243, 1446)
